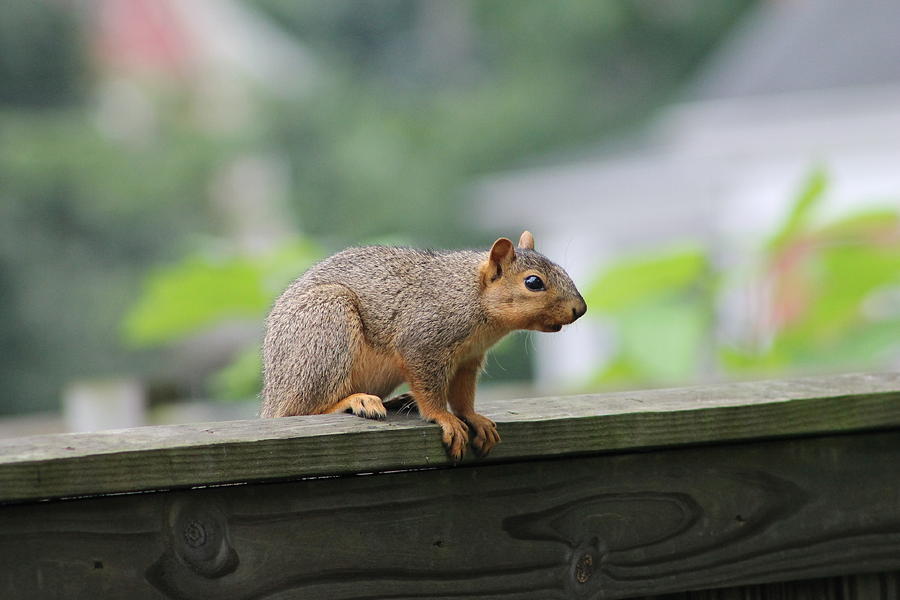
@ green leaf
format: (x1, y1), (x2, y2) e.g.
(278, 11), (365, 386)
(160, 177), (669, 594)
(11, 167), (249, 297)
(615, 299), (708, 383)
(719, 345), (790, 374)
(816, 244), (900, 326)
(768, 167), (827, 251)
(592, 355), (641, 386)
(774, 243), (900, 344)
(773, 319), (900, 370)
(123, 255), (269, 346)
(211, 345), (263, 402)
(816, 209), (899, 239)
(123, 240), (319, 346)
(585, 245), (709, 313)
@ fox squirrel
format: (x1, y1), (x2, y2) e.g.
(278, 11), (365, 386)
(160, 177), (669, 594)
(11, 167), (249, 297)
(261, 231), (586, 461)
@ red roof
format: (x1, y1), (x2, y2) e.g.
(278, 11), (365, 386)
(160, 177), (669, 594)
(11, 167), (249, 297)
(92, 0), (193, 77)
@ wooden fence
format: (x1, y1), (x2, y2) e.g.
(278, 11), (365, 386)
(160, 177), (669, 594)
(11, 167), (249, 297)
(1, 372), (899, 599)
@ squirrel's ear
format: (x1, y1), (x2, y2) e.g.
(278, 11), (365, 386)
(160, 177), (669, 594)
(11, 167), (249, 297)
(517, 230), (535, 250)
(483, 237), (516, 283)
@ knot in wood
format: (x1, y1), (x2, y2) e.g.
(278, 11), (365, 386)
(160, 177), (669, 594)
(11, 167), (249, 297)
(177, 513), (221, 562)
(566, 537), (605, 596)
(574, 552), (594, 584)
(166, 500), (239, 579)
(183, 519), (208, 549)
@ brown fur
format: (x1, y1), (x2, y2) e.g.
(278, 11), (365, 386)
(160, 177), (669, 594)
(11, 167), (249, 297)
(261, 231), (586, 461)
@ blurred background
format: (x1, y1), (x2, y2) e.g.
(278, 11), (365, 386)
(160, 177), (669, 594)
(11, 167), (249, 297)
(2, 0), (899, 437)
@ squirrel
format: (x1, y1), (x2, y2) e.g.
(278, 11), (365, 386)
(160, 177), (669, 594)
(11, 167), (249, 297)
(260, 231), (586, 461)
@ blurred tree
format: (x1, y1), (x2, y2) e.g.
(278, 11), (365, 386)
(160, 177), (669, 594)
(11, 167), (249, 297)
(0, 0), (84, 107)
(0, 113), (217, 414)
(253, 0), (754, 246)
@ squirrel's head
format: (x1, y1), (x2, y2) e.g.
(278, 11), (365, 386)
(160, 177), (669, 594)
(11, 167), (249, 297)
(480, 231), (587, 333)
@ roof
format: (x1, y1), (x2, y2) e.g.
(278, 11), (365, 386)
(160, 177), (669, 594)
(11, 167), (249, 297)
(691, 0), (900, 101)
(91, 0), (315, 95)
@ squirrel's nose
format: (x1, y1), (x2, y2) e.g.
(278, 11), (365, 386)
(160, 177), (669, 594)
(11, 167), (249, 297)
(571, 296), (587, 322)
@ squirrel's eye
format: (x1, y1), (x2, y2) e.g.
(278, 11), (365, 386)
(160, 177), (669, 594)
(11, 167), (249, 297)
(524, 275), (545, 291)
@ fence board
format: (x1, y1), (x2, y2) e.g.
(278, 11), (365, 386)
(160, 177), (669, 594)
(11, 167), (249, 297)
(2, 430), (899, 599)
(1, 372), (899, 503)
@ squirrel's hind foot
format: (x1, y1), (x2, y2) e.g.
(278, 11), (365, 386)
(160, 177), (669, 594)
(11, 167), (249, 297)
(326, 393), (387, 421)
(382, 392), (416, 414)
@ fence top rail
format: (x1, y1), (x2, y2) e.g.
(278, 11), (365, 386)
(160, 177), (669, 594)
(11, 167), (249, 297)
(1, 372), (898, 503)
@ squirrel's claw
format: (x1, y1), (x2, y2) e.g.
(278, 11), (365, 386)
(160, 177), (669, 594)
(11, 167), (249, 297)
(464, 413), (500, 458)
(435, 413), (469, 463)
(363, 408), (387, 421)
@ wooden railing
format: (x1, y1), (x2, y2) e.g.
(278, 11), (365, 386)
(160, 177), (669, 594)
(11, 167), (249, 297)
(1, 373), (899, 599)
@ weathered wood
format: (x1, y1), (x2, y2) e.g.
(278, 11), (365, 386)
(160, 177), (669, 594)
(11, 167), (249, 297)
(2, 430), (899, 599)
(648, 571), (900, 599)
(1, 372), (899, 503)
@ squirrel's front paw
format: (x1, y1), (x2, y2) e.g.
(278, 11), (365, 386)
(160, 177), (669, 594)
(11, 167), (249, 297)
(433, 413), (469, 463)
(343, 393), (387, 420)
(463, 413), (500, 457)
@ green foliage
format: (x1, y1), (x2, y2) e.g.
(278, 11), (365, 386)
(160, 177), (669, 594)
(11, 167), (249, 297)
(767, 167), (827, 251)
(124, 256), (271, 346)
(587, 245), (714, 384)
(122, 240), (319, 400)
(614, 301), (710, 383)
(590, 171), (900, 387)
(124, 240), (319, 346)
(211, 345), (264, 402)
(738, 209), (900, 371)
(585, 245), (710, 312)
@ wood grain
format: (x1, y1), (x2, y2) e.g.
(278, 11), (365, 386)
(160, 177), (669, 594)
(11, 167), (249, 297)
(648, 571), (900, 599)
(1, 372), (899, 502)
(2, 431), (899, 599)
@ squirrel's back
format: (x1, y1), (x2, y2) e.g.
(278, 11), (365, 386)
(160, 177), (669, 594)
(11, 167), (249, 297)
(273, 246), (486, 350)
